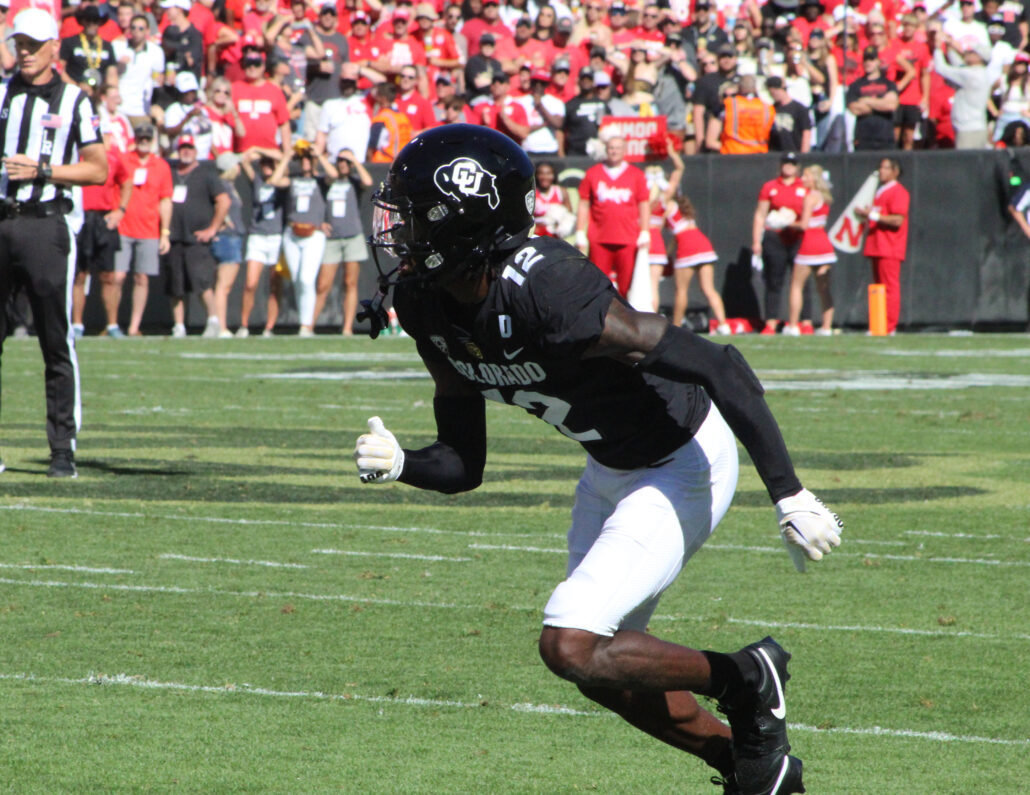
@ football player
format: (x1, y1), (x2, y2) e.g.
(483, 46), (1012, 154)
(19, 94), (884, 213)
(353, 125), (843, 795)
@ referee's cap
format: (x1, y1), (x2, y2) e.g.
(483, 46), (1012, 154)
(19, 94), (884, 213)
(8, 8), (59, 42)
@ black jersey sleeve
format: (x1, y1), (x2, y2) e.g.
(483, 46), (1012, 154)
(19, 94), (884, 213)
(507, 243), (620, 360)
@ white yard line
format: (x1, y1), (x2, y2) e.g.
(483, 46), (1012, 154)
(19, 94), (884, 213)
(1, 575), (1026, 643)
(310, 549), (472, 562)
(158, 554), (310, 569)
(0, 671), (1024, 747)
(0, 562), (133, 574)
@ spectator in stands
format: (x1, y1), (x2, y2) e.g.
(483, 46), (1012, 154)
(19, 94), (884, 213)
(944, 0), (989, 60)
(165, 136), (230, 338)
(728, 22), (757, 75)
(108, 125), (172, 338)
(596, 69), (634, 114)
(162, 0), (204, 79)
(73, 127), (129, 339)
(465, 33), (503, 97)
(239, 150), (287, 337)
(855, 157), (909, 334)
(767, 75), (812, 152)
(548, 17), (585, 74)
(368, 82), (413, 161)
(209, 156), (246, 337)
(533, 160), (574, 237)
(442, 4), (469, 62)
(314, 149), (372, 336)
(269, 141), (332, 337)
(371, 8), (428, 90)
(477, 70), (531, 141)
(933, 34), (1000, 149)
(561, 68), (608, 155)
(233, 41), (292, 157)
(549, 57), (576, 101)
(847, 46), (899, 150)
(60, 4), (118, 98)
(575, 134), (649, 297)
(396, 64), (438, 132)
(97, 83), (135, 154)
(416, 4), (463, 86)
(882, 13), (931, 151)
(752, 153), (807, 335)
(511, 15), (547, 70)
(522, 71), (565, 154)
(164, 71), (215, 159)
(303, 3), (349, 141)
(532, 4), (557, 46)
(682, 0), (729, 59)
(716, 74), (774, 154)
(316, 63), (372, 160)
(653, 30), (693, 143)
(346, 12), (386, 87)
(805, 30), (844, 151)
(794, 0), (832, 46)
(571, 1), (614, 53)
(114, 13), (166, 129)
(204, 75), (247, 157)
(693, 42), (738, 152)
(464, 0), (513, 57)
(991, 52), (1030, 141)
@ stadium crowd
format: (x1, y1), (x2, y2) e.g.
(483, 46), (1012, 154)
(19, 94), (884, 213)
(4, 0), (1027, 337)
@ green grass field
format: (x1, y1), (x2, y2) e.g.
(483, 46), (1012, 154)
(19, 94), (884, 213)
(0, 331), (1027, 793)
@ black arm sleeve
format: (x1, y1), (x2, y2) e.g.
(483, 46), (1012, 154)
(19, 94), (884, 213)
(636, 324), (802, 503)
(398, 396), (487, 494)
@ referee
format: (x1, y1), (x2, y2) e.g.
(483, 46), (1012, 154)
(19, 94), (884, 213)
(0, 9), (108, 478)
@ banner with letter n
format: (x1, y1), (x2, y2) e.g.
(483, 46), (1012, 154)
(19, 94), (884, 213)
(829, 171), (879, 253)
(598, 116), (668, 162)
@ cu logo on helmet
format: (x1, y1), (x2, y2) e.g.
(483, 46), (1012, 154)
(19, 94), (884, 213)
(434, 158), (499, 210)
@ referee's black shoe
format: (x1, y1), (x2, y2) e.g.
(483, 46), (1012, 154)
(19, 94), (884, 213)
(48, 449), (77, 479)
(718, 637), (804, 795)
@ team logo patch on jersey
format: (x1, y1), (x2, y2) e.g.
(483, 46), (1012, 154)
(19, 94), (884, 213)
(524, 190), (534, 215)
(430, 335), (448, 355)
(434, 158), (499, 209)
(465, 341), (484, 360)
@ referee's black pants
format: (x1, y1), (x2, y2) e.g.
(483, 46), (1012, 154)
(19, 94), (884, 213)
(0, 214), (80, 453)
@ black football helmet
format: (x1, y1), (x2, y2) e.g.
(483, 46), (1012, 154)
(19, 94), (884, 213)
(368, 124), (536, 287)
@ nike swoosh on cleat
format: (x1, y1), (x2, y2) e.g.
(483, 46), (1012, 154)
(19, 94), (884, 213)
(503, 347), (524, 360)
(756, 646), (786, 719)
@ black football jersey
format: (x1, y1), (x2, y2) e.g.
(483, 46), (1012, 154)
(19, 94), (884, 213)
(393, 236), (712, 470)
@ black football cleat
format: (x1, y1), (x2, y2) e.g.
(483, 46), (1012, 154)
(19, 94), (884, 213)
(47, 449), (77, 479)
(719, 637), (805, 795)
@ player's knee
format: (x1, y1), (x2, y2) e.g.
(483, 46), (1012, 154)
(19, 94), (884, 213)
(538, 626), (604, 685)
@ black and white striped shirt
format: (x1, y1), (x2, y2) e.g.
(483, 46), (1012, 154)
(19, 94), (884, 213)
(0, 73), (100, 204)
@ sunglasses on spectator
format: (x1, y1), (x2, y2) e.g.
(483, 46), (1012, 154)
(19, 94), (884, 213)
(212, 88), (229, 94)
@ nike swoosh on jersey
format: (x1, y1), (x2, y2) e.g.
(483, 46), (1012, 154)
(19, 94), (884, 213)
(503, 347), (524, 360)
(756, 647), (787, 719)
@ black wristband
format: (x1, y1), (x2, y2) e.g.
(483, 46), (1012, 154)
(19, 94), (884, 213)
(38, 163), (52, 181)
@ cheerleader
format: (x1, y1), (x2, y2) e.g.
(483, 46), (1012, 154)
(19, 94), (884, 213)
(668, 193), (731, 335)
(533, 161), (574, 238)
(645, 150), (683, 312)
(785, 165), (836, 336)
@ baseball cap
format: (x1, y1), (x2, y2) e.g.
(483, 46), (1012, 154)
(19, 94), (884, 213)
(765, 75), (784, 89)
(594, 70), (612, 86)
(1015, 51), (1030, 63)
(435, 72), (452, 84)
(479, 32), (496, 44)
(695, 0), (711, 8)
(415, 2), (437, 18)
(556, 17), (573, 33)
(0, 0), (10, 9)
(241, 32), (263, 49)
(972, 41), (992, 61)
(134, 122), (156, 139)
(175, 71), (199, 93)
(392, 8), (411, 21)
(7, 8), (58, 41)
(163, 0), (191, 11)
(553, 57), (570, 72)
(579, 65), (595, 79)
(516, 15), (532, 27)
(177, 134), (197, 149)
(530, 69), (551, 82)
(609, 1), (626, 13)
(781, 151), (799, 163)
(716, 42), (735, 56)
(862, 45), (880, 60)
(319, 2), (338, 13)
(352, 11), (370, 23)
